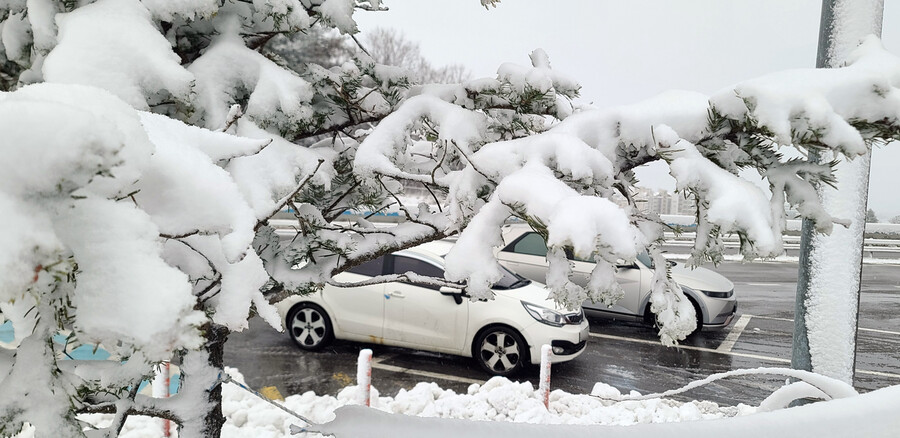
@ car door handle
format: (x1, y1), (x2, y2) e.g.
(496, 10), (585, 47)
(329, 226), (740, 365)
(389, 291), (405, 298)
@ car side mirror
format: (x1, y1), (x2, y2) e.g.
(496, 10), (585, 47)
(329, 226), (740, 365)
(439, 286), (464, 305)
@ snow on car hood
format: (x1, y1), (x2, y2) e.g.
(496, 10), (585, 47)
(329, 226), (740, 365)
(670, 263), (734, 292)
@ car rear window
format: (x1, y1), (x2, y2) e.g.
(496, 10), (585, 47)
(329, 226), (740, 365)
(346, 256), (385, 277)
(391, 255), (445, 290)
(505, 232), (548, 257)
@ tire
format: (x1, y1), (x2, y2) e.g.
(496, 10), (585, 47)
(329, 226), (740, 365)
(645, 301), (703, 337)
(473, 325), (528, 377)
(686, 298), (703, 337)
(287, 303), (334, 351)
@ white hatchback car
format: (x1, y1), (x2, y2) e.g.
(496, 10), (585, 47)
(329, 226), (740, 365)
(496, 224), (737, 333)
(276, 241), (590, 376)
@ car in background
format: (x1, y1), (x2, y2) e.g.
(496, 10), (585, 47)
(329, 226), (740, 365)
(496, 224), (736, 333)
(276, 241), (589, 376)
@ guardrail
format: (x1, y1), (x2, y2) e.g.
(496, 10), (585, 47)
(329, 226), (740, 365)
(661, 232), (900, 256)
(267, 217), (900, 258)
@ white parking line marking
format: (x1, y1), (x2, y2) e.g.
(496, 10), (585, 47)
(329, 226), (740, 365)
(744, 314), (793, 323)
(371, 354), (484, 385)
(589, 332), (790, 363)
(745, 283), (781, 287)
(716, 314), (752, 353)
(859, 369), (900, 379)
(588, 332), (900, 379)
(371, 362), (484, 385)
(745, 314), (900, 336)
(858, 327), (900, 336)
(363, 329), (900, 385)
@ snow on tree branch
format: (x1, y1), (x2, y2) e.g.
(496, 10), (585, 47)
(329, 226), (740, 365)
(43, 0), (195, 110)
(4, 0), (900, 435)
(356, 39), (900, 344)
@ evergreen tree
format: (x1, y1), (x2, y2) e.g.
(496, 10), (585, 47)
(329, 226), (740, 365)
(1, 1), (900, 437)
(866, 208), (879, 223)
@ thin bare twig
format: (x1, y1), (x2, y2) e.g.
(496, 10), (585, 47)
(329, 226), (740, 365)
(197, 274), (223, 301)
(257, 158), (327, 231)
(449, 139), (498, 185)
(361, 201), (397, 219)
(290, 113), (388, 142)
(350, 33), (372, 57)
(378, 179), (420, 224)
(422, 182), (443, 213)
(323, 180), (362, 218)
(160, 230), (202, 240)
(169, 238), (217, 279)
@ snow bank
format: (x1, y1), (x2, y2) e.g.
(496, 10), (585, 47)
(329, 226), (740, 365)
(320, 383), (900, 438)
(65, 368), (900, 438)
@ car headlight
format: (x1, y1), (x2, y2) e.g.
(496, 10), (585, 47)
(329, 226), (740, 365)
(681, 285), (733, 299)
(522, 301), (566, 327)
(700, 288), (733, 298)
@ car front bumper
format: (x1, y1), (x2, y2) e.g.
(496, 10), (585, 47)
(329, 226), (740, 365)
(703, 300), (737, 330)
(522, 319), (590, 364)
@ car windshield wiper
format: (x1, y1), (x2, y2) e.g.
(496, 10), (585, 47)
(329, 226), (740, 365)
(509, 278), (531, 289)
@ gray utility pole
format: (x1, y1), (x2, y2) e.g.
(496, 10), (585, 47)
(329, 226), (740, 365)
(792, 0), (884, 384)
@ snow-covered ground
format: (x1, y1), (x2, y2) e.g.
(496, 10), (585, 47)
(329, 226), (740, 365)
(58, 368), (756, 437)
(13, 366), (890, 438)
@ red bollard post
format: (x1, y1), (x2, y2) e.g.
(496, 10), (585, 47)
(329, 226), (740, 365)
(539, 344), (552, 409)
(153, 361), (172, 437)
(357, 349), (373, 406)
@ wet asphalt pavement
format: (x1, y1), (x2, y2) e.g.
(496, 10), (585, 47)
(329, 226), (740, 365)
(224, 261), (900, 406)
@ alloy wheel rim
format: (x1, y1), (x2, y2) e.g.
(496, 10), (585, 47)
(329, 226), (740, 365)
(292, 308), (326, 346)
(480, 331), (519, 372)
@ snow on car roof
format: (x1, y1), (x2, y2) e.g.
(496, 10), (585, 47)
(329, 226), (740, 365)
(405, 240), (455, 259)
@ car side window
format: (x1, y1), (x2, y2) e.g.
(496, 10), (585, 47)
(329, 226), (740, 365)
(505, 232), (548, 257)
(346, 256), (385, 277)
(390, 256), (444, 290)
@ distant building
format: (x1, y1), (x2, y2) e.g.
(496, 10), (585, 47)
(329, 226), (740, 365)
(629, 188), (696, 216)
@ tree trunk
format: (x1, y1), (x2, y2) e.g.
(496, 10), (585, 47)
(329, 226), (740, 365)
(178, 322), (230, 438)
(202, 323), (230, 436)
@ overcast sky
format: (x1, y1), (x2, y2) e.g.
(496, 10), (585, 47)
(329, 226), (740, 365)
(355, 1), (900, 221)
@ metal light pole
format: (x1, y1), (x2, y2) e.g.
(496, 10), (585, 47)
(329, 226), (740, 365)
(792, 0), (884, 383)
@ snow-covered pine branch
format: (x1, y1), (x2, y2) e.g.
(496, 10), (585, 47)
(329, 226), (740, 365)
(3, 0), (900, 437)
(355, 39), (900, 345)
(0, 0), (409, 436)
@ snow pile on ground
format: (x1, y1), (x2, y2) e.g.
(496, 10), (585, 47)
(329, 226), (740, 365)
(71, 368), (752, 437)
(22, 366), (896, 437)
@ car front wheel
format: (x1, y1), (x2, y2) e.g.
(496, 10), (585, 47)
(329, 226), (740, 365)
(474, 326), (527, 376)
(287, 303), (334, 351)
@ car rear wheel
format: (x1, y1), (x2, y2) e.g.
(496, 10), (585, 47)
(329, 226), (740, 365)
(474, 326), (527, 376)
(287, 303), (334, 351)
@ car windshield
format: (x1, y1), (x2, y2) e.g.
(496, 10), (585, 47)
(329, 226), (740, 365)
(636, 251), (653, 268)
(635, 251), (676, 269)
(491, 265), (531, 290)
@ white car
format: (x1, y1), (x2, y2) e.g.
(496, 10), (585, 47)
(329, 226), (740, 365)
(276, 241), (590, 376)
(496, 224), (737, 333)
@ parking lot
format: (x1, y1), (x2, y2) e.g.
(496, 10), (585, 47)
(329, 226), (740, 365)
(225, 261), (900, 406)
